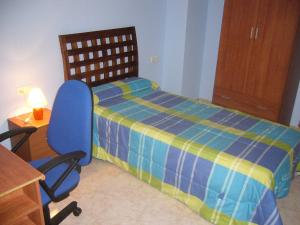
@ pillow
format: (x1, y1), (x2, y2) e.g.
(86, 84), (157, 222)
(92, 77), (159, 104)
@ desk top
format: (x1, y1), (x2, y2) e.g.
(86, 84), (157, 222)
(0, 145), (45, 197)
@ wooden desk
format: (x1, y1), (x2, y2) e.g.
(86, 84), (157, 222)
(0, 145), (45, 225)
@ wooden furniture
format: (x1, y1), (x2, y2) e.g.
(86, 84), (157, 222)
(8, 108), (56, 161)
(213, 0), (300, 122)
(59, 26), (138, 87)
(0, 144), (45, 225)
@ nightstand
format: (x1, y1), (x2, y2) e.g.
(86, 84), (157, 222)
(7, 108), (56, 161)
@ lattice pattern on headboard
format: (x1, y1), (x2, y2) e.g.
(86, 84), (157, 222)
(59, 27), (138, 87)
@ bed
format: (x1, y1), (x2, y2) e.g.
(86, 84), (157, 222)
(59, 27), (300, 225)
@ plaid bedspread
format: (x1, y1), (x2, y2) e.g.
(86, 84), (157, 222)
(92, 78), (300, 225)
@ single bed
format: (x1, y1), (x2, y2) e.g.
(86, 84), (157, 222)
(59, 27), (300, 225)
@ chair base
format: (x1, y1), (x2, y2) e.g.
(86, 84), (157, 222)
(43, 201), (82, 225)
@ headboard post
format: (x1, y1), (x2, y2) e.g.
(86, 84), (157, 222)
(59, 36), (70, 82)
(59, 26), (139, 87)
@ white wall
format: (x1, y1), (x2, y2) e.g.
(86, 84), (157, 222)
(291, 88), (300, 126)
(198, 0), (224, 101)
(0, 0), (166, 142)
(289, 21), (300, 126)
(181, 0), (208, 98)
(161, 0), (189, 95)
(161, 0), (208, 98)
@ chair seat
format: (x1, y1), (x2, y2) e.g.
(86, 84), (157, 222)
(30, 157), (80, 206)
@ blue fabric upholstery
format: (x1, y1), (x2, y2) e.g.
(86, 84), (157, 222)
(47, 80), (93, 166)
(31, 157), (81, 206)
(28, 80), (92, 207)
(30, 158), (52, 205)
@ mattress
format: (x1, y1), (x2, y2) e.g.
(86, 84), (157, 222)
(92, 77), (300, 225)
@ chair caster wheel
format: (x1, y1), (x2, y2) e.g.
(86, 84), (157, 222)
(73, 207), (82, 216)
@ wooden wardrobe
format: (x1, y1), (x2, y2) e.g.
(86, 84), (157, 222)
(213, 0), (300, 123)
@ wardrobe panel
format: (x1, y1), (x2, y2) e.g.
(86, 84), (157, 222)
(247, 0), (300, 105)
(214, 0), (259, 93)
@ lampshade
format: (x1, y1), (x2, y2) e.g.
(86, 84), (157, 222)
(27, 88), (47, 108)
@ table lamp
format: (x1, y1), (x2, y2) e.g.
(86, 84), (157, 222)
(27, 88), (47, 120)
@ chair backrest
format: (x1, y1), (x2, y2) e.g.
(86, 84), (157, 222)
(47, 80), (93, 166)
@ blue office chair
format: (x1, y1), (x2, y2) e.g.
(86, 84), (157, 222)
(0, 80), (93, 225)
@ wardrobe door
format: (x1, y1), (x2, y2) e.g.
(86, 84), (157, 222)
(214, 0), (259, 94)
(246, 0), (300, 118)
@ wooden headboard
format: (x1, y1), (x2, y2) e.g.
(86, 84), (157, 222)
(59, 26), (138, 87)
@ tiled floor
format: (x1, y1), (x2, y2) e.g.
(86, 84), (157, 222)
(52, 159), (300, 225)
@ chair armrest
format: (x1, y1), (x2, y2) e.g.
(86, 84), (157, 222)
(37, 151), (86, 200)
(0, 127), (37, 141)
(0, 127), (37, 153)
(37, 151), (86, 174)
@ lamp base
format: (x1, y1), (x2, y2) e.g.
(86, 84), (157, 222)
(33, 108), (43, 120)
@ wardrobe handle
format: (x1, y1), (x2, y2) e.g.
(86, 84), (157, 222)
(255, 27), (259, 40)
(220, 95), (231, 100)
(250, 27), (254, 39)
(256, 105), (268, 111)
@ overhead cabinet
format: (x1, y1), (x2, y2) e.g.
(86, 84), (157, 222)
(213, 0), (300, 122)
